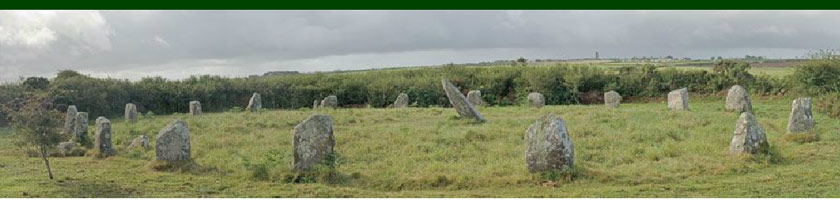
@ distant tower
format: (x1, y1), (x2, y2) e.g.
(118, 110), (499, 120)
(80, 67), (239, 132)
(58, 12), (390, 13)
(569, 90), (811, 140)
(595, 51), (599, 59)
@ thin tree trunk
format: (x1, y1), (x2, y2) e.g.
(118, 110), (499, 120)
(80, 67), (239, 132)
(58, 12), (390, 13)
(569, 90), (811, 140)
(40, 147), (54, 180)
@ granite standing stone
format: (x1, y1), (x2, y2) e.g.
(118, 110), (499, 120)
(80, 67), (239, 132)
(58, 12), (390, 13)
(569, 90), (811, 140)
(247, 93), (262, 112)
(74, 112), (89, 146)
(64, 105), (77, 135)
(155, 120), (191, 161)
(125, 103), (138, 123)
(294, 114), (336, 171)
(189, 101), (202, 116)
(787, 97), (815, 134)
(525, 114), (575, 172)
(313, 100), (320, 109)
(730, 112), (770, 155)
(320, 96), (338, 108)
(528, 93), (545, 108)
(441, 79), (486, 122)
(128, 135), (151, 150)
(94, 116), (114, 157)
(393, 93), (409, 108)
(604, 91), (622, 108)
(466, 90), (486, 106)
(667, 88), (689, 110)
(725, 85), (752, 113)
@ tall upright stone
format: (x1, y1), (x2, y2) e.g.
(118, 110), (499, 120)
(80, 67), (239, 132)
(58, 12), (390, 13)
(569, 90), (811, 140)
(730, 112), (770, 155)
(247, 93), (262, 112)
(667, 88), (689, 111)
(313, 100), (320, 109)
(604, 91), (622, 108)
(64, 105), (78, 135)
(189, 101), (202, 116)
(528, 92), (545, 108)
(525, 114), (575, 173)
(725, 85), (752, 113)
(155, 120), (191, 161)
(74, 112), (89, 147)
(294, 114), (336, 171)
(94, 116), (114, 157)
(441, 79), (486, 122)
(466, 90), (486, 107)
(787, 97), (815, 134)
(320, 95), (338, 108)
(125, 103), (138, 123)
(393, 93), (409, 108)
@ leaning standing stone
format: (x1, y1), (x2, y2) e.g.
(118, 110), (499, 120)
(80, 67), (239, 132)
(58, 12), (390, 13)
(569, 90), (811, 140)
(725, 85), (752, 113)
(441, 79), (486, 122)
(247, 93), (262, 112)
(787, 97), (815, 134)
(128, 135), (150, 150)
(393, 93), (409, 108)
(320, 96), (338, 108)
(730, 112), (770, 155)
(467, 90), (486, 106)
(125, 103), (138, 123)
(74, 112), (89, 147)
(189, 101), (202, 116)
(94, 116), (114, 157)
(528, 92), (545, 108)
(525, 114), (575, 173)
(294, 114), (336, 171)
(667, 88), (689, 110)
(155, 120), (191, 161)
(604, 91), (622, 108)
(64, 105), (77, 135)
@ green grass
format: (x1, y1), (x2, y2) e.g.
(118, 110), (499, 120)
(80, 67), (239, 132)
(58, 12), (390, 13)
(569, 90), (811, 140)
(1, 96), (838, 197)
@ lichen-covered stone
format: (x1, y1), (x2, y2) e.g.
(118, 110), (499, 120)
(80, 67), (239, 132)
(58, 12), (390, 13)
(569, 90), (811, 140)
(247, 93), (262, 112)
(56, 141), (77, 157)
(189, 101), (202, 116)
(467, 90), (486, 107)
(393, 93), (409, 108)
(667, 88), (689, 111)
(528, 93), (545, 108)
(441, 79), (486, 122)
(320, 96), (338, 108)
(128, 135), (150, 150)
(787, 97), (815, 134)
(294, 114), (336, 171)
(313, 100), (320, 109)
(74, 112), (89, 147)
(604, 91), (621, 108)
(730, 112), (770, 155)
(64, 105), (77, 135)
(525, 114), (575, 173)
(725, 85), (752, 113)
(94, 116), (114, 157)
(125, 103), (138, 123)
(155, 120), (191, 161)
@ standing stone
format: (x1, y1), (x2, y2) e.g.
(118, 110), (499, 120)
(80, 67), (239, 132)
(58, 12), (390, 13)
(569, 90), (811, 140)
(128, 135), (151, 150)
(393, 93), (409, 108)
(94, 116), (114, 157)
(466, 90), (486, 107)
(247, 93), (262, 112)
(667, 88), (689, 111)
(57, 141), (77, 157)
(313, 100), (320, 109)
(125, 103), (138, 123)
(74, 112), (89, 147)
(528, 92), (545, 108)
(320, 96), (338, 108)
(155, 120), (191, 161)
(604, 91), (622, 108)
(441, 79), (486, 122)
(525, 114), (575, 173)
(189, 101), (202, 116)
(787, 97), (815, 134)
(730, 112), (770, 155)
(64, 105), (77, 135)
(725, 85), (752, 113)
(294, 114), (336, 171)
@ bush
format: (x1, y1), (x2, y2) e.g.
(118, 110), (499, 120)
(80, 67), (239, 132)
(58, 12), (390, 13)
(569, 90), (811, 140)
(792, 59), (840, 94)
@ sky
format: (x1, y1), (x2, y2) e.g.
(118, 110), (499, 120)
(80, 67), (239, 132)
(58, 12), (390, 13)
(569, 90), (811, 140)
(1, 10), (840, 83)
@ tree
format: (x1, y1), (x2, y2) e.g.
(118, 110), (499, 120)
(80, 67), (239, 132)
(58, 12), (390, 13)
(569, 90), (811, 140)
(22, 77), (50, 91)
(1, 93), (65, 179)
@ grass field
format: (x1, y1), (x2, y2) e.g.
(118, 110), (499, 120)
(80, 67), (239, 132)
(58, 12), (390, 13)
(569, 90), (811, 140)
(1, 96), (838, 197)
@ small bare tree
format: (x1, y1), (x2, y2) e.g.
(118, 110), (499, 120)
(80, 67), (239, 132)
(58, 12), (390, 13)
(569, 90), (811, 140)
(2, 93), (65, 179)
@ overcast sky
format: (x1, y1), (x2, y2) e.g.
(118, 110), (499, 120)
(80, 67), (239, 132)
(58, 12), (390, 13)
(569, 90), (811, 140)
(1, 10), (839, 82)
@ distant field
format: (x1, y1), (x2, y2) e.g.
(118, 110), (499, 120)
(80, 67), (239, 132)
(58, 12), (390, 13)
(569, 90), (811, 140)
(1, 96), (838, 197)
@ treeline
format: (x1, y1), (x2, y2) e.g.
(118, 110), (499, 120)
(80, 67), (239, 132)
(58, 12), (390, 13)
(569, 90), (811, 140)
(5, 59), (840, 125)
